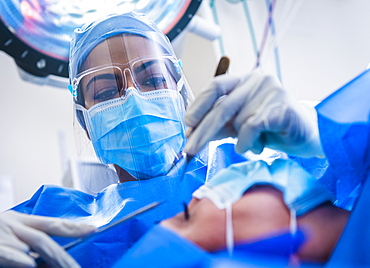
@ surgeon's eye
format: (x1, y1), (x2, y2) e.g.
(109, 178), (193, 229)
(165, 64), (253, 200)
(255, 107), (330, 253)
(93, 87), (120, 102)
(141, 75), (167, 89)
(183, 202), (190, 221)
(85, 72), (122, 103)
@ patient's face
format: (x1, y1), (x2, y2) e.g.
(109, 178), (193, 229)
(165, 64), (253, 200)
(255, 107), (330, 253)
(161, 186), (291, 252)
(162, 197), (227, 251)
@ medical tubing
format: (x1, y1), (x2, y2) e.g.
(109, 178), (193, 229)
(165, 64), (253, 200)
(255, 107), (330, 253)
(255, 0), (277, 68)
(241, 0), (258, 57)
(264, 0), (282, 82)
(260, 0), (305, 76)
(210, 0), (226, 56)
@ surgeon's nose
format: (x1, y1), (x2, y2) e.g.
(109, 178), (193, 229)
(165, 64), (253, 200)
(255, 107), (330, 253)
(122, 69), (137, 96)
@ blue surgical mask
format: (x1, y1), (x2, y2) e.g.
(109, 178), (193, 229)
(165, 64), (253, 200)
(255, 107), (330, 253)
(193, 159), (334, 215)
(77, 88), (186, 180)
(193, 159), (334, 255)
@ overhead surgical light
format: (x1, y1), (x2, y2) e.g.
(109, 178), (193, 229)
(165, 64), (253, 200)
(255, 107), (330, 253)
(0, 0), (202, 88)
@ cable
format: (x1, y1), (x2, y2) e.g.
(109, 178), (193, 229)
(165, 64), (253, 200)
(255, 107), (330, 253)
(210, 0), (226, 56)
(258, 0), (305, 83)
(242, 0), (258, 57)
(255, 0), (277, 68)
(265, 0), (282, 82)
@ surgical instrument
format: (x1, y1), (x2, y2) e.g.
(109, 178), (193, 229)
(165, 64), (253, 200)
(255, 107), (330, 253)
(35, 201), (162, 267)
(184, 56), (230, 165)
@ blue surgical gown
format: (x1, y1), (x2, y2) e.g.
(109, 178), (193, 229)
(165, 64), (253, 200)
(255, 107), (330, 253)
(12, 141), (248, 267)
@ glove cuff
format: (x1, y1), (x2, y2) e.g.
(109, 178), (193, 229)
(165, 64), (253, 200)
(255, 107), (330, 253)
(298, 100), (325, 158)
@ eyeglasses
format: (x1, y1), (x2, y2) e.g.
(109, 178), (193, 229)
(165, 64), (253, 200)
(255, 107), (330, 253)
(70, 56), (182, 107)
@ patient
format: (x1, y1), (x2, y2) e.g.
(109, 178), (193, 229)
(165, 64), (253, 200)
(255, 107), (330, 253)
(162, 186), (348, 263)
(116, 159), (350, 267)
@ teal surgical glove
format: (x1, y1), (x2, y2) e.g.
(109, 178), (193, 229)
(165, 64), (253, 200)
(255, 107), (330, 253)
(184, 69), (323, 158)
(0, 210), (96, 268)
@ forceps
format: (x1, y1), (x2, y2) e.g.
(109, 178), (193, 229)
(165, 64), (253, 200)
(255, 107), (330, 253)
(35, 201), (162, 267)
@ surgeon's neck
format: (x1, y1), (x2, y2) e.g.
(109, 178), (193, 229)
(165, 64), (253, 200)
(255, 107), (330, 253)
(114, 165), (138, 183)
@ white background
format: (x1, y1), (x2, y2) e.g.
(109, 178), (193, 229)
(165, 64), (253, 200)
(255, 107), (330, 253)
(1, 0), (370, 208)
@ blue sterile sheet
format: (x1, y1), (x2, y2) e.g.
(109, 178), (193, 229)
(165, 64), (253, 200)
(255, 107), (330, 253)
(114, 224), (305, 268)
(316, 69), (370, 209)
(315, 69), (370, 267)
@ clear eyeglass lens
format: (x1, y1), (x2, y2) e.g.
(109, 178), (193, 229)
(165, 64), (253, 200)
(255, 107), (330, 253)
(75, 57), (181, 107)
(80, 67), (123, 106)
(131, 58), (179, 92)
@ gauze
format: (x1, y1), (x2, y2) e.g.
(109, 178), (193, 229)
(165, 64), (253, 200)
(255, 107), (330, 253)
(193, 159), (334, 255)
(77, 88), (186, 180)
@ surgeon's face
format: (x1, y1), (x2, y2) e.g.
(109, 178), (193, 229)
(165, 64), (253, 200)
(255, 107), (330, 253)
(79, 34), (178, 109)
(161, 186), (291, 252)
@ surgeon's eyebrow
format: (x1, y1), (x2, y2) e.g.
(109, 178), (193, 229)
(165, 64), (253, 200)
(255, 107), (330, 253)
(85, 73), (118, 92)
(133, 59), (160, 74)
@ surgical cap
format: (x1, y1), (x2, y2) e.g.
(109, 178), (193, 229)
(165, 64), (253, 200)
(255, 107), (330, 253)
(69, 12), (175, 84)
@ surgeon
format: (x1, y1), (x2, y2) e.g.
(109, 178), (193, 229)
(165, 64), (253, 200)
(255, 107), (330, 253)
(115, 158), (349, 267)
(69, 12), (190, 182)
(12, 12), (251, 267)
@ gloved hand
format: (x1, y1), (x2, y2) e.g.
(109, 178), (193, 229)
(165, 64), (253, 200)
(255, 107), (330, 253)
(0, 210), (96, 268)
(184, 69), (324, 158)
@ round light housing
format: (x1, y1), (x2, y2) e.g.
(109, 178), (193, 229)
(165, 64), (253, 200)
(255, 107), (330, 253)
(0, 0), (202, 85)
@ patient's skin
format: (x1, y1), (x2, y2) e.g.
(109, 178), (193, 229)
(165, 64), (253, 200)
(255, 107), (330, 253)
(161, 186), (350, 263)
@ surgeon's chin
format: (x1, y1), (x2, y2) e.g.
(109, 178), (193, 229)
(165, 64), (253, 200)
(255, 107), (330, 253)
(114, 165), (138, 183)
